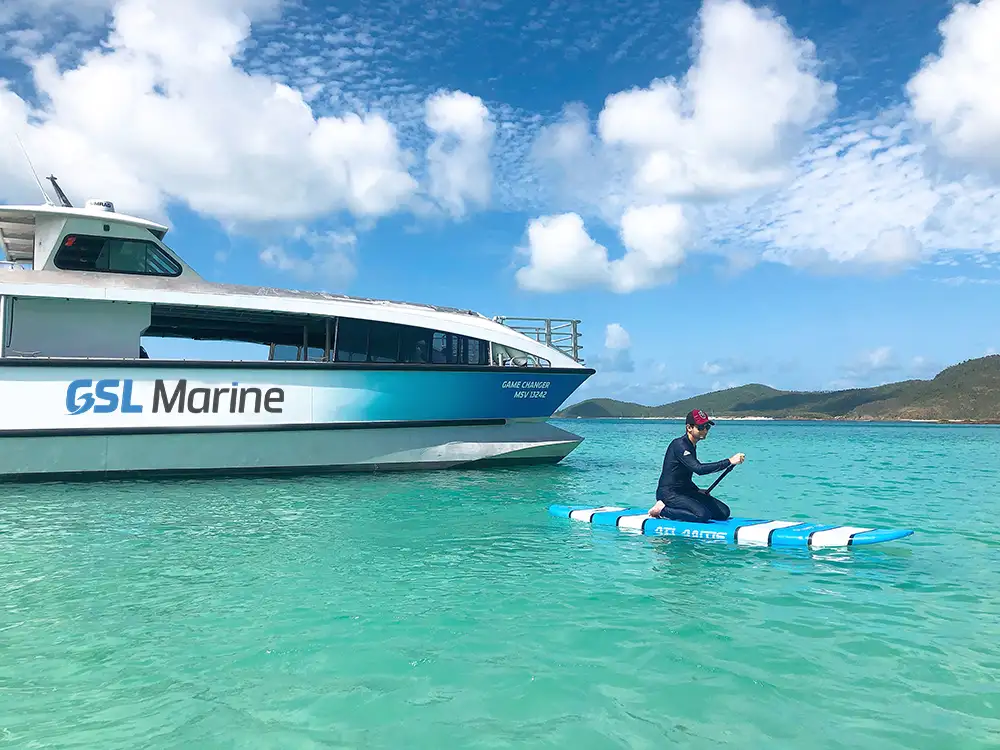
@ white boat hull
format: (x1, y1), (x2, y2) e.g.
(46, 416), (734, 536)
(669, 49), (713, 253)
(0, 419), (583, 481)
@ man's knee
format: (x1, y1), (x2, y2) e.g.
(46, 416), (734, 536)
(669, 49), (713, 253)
(701, 492), (730, 521)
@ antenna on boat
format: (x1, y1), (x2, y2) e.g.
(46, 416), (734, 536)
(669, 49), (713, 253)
(13, 132), (55, 206)
(46, 175), (73, 208)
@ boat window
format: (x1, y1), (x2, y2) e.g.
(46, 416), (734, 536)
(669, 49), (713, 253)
(492, 342), (549, 367)
(367, 321), (400, 363)
(270, 344), (300, 361)
(466, 338), (485, 365)
(54, 234), (182, 277)
(432, 331), (462, 364)
(399, 326), (430, 363)
(145, 302), (508, 367)
(335, 318), (368, 362)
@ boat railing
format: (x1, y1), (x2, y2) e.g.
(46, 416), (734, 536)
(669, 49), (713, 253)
(493, 317), (584, 363)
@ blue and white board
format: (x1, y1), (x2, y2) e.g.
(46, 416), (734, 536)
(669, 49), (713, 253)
(548, 505), (913, 548)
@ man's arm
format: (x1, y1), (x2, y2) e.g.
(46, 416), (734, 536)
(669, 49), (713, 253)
(678, 451), (732, 475)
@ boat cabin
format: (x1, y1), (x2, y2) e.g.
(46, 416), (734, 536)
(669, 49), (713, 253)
(0, 193), (584, 369)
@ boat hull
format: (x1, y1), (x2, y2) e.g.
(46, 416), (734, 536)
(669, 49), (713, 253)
(0, 361), (592, 482)
(0, 419), (583, 482)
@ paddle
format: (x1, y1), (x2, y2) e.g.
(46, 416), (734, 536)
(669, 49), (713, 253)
(705, 462), (736, 494)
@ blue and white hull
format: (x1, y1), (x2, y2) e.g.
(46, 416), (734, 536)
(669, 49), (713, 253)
(0, 361), (592, 481)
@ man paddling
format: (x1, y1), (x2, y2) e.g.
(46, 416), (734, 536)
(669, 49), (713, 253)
(649, 409), (745, 523)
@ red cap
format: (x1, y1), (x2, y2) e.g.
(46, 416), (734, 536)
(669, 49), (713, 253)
(686, 408), (715, 427)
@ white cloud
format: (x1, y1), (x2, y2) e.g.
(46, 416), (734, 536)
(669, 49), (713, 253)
(613, 204), (688, 291)
(907, 0), (1000, 175)
(596, 0), (835, 202)
(514, 204), (688, 293)
(515, 0), (1000, 290)
(936, 276), (1000, 286)
(259, 229), (358, 287)
(513, 213), (611, 293)
(863, 346), (894, 372)
(424, 90), (495, 218)
(860, 226), (925, 268)
(0, 0), (418, 226)
(605, 323), (631, 350)
(835, 348), (944, 387)
(0, 0), (114, 26)
(726, 0), (1000, 275)
(530, 102), (630, 223)
(701, 358), (749, 377)
(598, 323), (635, 372)
(4, 0), (1000, 297)
(516, 0), (837, 292)
(739, 118), (942, 270)
(838, 346), (901, 385)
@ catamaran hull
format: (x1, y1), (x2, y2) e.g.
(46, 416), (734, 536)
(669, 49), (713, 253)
(0, 419), (582, 482)
(0, 361), (592, 482)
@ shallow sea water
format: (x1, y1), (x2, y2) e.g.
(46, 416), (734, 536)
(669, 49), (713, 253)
(1, 419), (999, 748)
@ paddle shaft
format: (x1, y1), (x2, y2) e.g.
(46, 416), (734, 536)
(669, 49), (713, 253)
(706, 462), (736, 494)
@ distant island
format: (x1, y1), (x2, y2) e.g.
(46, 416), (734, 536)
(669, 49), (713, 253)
(557, 355), (1000, 424)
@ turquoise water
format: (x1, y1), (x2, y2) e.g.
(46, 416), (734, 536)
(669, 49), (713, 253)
(2, 420), (999, 748)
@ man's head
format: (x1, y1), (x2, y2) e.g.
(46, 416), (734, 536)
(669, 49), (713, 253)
(685, 408), (715, 442)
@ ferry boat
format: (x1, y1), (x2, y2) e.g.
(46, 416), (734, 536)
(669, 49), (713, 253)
(0, 178), (594, 481)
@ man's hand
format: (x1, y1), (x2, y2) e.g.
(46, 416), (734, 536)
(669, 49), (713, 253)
(729, 453), (746, 465)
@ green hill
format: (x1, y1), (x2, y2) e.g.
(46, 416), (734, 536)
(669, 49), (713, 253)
(557, 355), (1000, 423)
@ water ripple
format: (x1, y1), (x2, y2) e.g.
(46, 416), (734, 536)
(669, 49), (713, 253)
(1, 421), (998, 748)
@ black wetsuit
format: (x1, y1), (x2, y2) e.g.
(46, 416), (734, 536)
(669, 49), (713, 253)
(654, 435), (732, 523)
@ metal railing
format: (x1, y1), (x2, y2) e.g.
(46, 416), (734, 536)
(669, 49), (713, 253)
(494, 317), (584, 363)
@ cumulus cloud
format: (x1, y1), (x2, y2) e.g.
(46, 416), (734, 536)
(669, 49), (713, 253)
(0, 0), (418, 226)
(516, 0), (836, 292)
(530, 102), (630, 223)
(614, 204), (688, 290)
(518, 0), (1000, 291)
(907, 0), (1000, 175)
(596, 0), (835, 202)
(536, 0), (837, 216)
(424, 90), (495, 218)
(860, 226), (925, 268)
(515, 204), (688, 293)
(514, 213), (613, 293)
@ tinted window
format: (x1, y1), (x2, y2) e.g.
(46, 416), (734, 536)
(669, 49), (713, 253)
(54, 234), (182, 277)
(368, 322), (400, 363)
(431, 332), (449, 364)
(400, 327), (431, 363)
(466, 338), (486, 365)
(335, 318), (368, 362)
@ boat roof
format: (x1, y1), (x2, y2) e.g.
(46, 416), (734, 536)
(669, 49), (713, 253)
(0, 204), (168, 264)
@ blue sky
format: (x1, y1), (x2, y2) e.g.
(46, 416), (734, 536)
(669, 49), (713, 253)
(0, 0), (998, 406)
